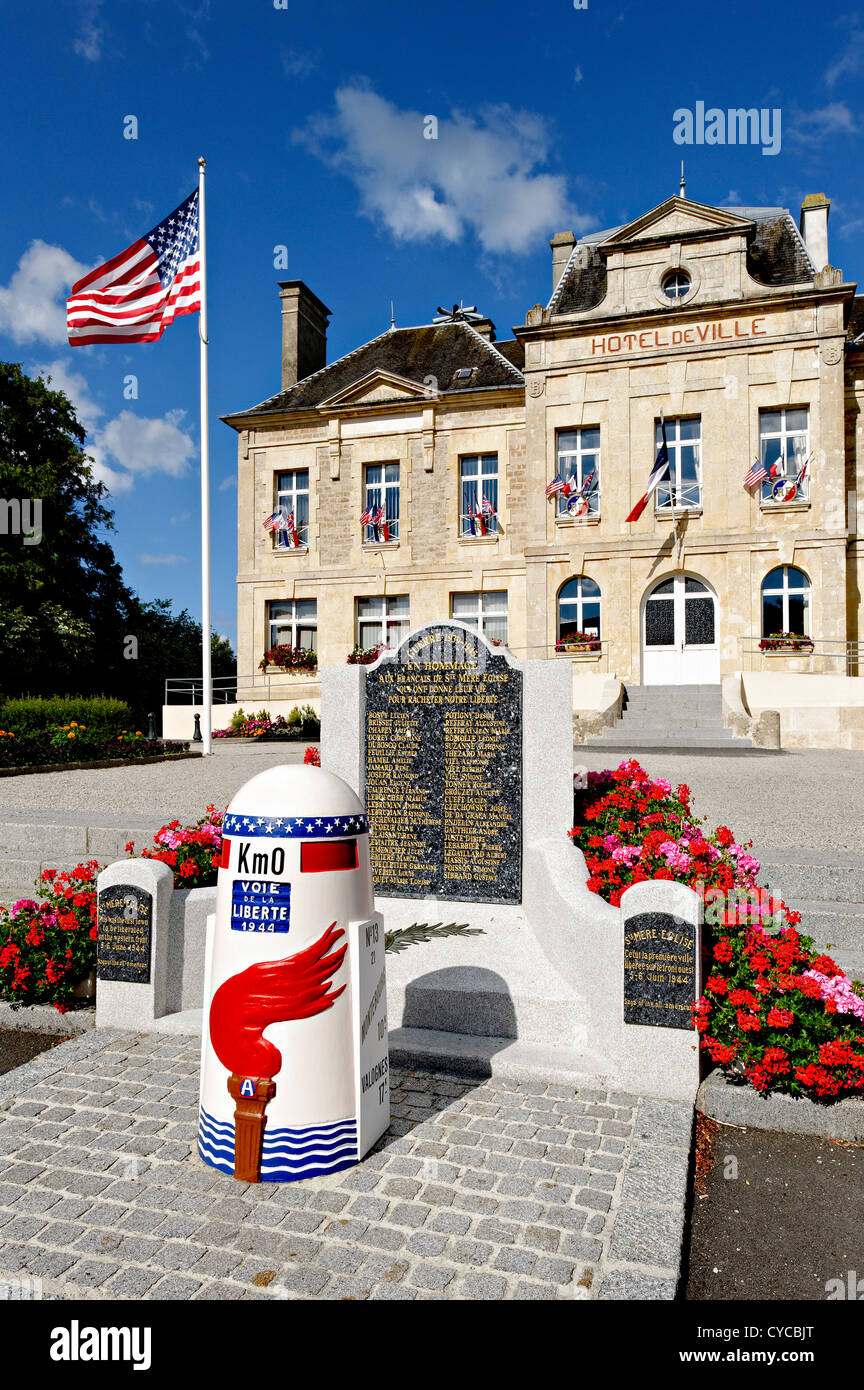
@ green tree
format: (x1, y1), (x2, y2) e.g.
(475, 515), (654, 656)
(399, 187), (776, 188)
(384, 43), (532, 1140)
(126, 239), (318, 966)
(0, 362), (128, 693)
(0, 362), (235, 713)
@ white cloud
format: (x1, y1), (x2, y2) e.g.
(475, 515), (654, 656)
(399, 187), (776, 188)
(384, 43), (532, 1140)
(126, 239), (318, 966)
(74, 0), (104, 61)
(788, 102), (859, 145)
(282, 47), (317, 78)
(93, 409), (196, 491)
(26, 348), (198, 498)
(825, 20), (864, 88)
(0, 241), (90, 346)
(295, 86), (590, 255)
(31, 357), (103, 433)
(219, 474), (238, 491)
(138, 553), (186, 566)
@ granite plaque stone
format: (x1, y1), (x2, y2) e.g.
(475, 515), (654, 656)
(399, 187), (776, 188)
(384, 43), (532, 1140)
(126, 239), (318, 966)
(97, 883), (153, 983)
(364, 622), (522, 903)
(623, 910), (696, 1030)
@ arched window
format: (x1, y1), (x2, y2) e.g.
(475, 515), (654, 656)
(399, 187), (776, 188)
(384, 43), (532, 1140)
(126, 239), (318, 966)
(558, 576), (601, 642)
(761, 566), (810, 636)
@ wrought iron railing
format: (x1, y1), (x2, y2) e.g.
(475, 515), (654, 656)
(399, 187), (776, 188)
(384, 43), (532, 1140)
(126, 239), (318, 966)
(164, 672), (318, 705)
(655, 481), (702, 511)
(738, 638), (863, 677)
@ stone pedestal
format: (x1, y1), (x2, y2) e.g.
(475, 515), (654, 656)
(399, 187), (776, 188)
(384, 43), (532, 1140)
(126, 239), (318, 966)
(96, 859), (174, 1030)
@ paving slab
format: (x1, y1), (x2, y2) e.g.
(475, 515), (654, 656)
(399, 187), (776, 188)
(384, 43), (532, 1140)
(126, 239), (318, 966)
(0, 1030), (691, 1300)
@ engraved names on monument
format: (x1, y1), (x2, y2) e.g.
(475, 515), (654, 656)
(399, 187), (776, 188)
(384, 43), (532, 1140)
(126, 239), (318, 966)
(364, 623), (522, 903)
(97, 884), (153, 983)
(623, 910), (697, 1030)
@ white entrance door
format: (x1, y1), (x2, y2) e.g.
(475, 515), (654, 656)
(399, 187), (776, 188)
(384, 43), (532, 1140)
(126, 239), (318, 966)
(642, 574), (720, 685)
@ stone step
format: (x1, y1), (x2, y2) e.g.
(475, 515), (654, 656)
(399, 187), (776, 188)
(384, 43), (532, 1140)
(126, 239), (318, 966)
(589, 725), (736, 740)
(757, 853), (864, 905)
(585, 736), (750, 749)
(616, 717), (728, 729)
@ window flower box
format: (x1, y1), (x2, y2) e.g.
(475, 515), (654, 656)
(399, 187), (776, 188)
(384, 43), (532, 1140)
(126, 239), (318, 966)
(555, 634), (601, 654)
(347, 644), (390, 665)
(258, 644), (318, 674)
(758, 633), (814, 653)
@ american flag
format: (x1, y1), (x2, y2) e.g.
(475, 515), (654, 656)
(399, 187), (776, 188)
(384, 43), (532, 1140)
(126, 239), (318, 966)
(67, 191), (200, 345)
(262, 510), (284, 532)
(359, 504), (374, 527)
(743, 458), (768, 488)
(545, 473), (565, 497)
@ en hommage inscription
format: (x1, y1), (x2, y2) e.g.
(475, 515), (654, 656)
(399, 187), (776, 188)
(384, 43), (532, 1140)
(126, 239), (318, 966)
(97, 884), (153, 983)
(623, 911), (696, 1030)
(365, 623), (522, 904)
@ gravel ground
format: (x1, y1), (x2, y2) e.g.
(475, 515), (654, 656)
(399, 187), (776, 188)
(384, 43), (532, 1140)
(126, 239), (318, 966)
(577, 747), (864, 854)
(684, 1119), (864, 1301)
(0, 745), (313, 827)
(0, 743), (861, 853)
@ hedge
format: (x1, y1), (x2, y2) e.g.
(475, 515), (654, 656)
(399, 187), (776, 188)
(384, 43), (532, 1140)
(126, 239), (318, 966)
(0, 695), (133, 743)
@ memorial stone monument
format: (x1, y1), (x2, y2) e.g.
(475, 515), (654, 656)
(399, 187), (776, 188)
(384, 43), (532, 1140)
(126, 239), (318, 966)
(364, 622), (521, 903)
(321, 621), (703, 1101)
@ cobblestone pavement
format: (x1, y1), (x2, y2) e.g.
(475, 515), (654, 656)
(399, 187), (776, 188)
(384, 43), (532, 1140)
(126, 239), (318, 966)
(0, 1031), (692, 1301)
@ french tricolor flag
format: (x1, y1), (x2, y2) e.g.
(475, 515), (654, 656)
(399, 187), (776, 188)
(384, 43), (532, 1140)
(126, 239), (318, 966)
(626, 418), (670, 523)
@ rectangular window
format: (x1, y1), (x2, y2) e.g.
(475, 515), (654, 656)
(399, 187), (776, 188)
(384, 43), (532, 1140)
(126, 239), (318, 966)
(274, 470), (309, 548)
(556, 428), (600, 516)
(356, 594), (409, 651)
(655, 418), (701, 511)
(267, 598), (317, 651)
(759, 408), (810, 504)
(460, 454), (498, 535)
(364, 463), (400, 542)
(450, 591), (508, 643)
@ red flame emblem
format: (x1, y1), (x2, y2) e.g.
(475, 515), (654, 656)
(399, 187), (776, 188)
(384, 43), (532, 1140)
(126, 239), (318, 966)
(208, 923), (347, 1079)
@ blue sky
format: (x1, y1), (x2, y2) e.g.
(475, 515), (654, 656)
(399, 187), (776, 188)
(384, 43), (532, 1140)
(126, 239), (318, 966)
(1, 0), (862, 660)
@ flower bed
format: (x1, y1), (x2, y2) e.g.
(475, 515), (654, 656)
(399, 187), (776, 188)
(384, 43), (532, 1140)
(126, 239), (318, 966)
(571, 759), (864, 1101)
(0, 730), (187, 770)
(0, 862), (99, 1011)
(124, 806), (224, 889)
(213, 705), (319, 740)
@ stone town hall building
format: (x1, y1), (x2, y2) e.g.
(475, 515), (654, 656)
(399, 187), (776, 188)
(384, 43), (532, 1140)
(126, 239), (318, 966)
(222, 191), (864, 731)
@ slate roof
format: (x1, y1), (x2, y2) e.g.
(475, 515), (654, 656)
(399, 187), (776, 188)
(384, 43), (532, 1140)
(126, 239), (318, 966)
(847, 296), (864, 345)
(549, 205), (816, 316)
(226, 322), (524, 419)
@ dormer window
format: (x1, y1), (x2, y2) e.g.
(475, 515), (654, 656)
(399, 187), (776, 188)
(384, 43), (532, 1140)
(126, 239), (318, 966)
(662, 270), (691, 300)
(452, 367), (475, 384)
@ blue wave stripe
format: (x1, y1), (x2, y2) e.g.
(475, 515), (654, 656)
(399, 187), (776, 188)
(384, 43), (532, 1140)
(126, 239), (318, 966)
(200, 1106), (355, 1140)
(198, 1116), (234, 1140)
(263, 1128), (358, 1150)
(260, 1154), (357, 1181)
(198, 1107), (358, 1182)
(198, 1142), (234, 1174)
(262, 1144), (355, 1161)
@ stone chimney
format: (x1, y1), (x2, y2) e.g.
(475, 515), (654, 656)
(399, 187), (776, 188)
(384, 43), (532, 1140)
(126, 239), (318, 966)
(799, 194), (830, 274)
(470, 316), (496, 341)
(278, 280), (331, 390)
(550, 231), (577, 292)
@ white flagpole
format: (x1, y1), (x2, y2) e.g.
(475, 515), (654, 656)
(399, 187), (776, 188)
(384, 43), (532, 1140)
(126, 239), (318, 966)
(198, 156), (212, 756)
